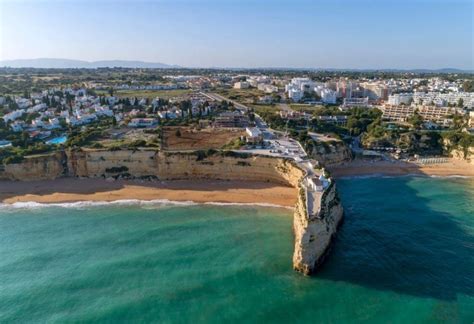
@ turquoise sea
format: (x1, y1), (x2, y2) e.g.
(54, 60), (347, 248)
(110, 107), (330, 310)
(0, 176), (473, 323)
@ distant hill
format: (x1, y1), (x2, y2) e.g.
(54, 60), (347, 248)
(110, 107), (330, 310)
(223, 67), (473, 73)
(0, 59), (471, 73)
(0, 58), (180, 69)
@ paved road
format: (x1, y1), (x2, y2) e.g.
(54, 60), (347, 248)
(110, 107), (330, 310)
(202, 92), (249, 112)
(204, 91), (323, 219)
(202, 91), (310, 161)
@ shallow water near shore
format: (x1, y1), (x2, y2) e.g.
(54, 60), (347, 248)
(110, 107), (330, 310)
(0, 177), (473, 322)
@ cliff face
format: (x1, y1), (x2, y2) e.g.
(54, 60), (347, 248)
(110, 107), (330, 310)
(0, 152), (65, 181)
(62, 149), (304, 185)
(449, 147), (474, 164)
(66, 149), (158, 178)
(0, 148), (343, 276)
(293, 183), (344, 275)
(155, 152), (303, 185)
(308, 141), (352, 166)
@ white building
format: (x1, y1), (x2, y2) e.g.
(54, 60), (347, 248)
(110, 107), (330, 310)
(245, 127), (263, 144)
(288, 89), (303, 102)
(387, 93), (413, 106)
(16, 98), (30, 109)
(412, 91), (474, 108)
(307, 174), (330, 192)
(285, 78), (316, 102)
(3, 110), (25, 123)
(233, 81), (250, 89)
(317, 88), (337, 104)
(257, 84), (278, 93)
(27, 103), (47, 114)
(94, 106), (114, 117)
(343, 97), (369, 108)
(128, 118), (158, 128)
(286, 78), (314, 91)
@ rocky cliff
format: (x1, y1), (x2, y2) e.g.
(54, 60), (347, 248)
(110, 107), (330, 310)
(0, 152), (66, 181)
(0, 148), (343, 275)
(293, 183), (344, 274)
(449, 147), (474, 164)
(62, 149), (304, 185)
(307, 141), (352, 166)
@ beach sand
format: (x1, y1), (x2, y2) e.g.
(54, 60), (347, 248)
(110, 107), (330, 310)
(330, 158), (474, 178)
(0, 178), (298, 207)
(1, 159), (471, 206)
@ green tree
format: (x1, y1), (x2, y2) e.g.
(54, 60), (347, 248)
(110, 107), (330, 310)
(462, 80), (474, 92)
(451, 113), (466, 130)
(21, 131), (29, 147)
(408, 110), (423, 129)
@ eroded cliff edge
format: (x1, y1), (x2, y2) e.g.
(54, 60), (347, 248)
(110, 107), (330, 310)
(293, 182), (344, 274)
(0, 148), (343, 275)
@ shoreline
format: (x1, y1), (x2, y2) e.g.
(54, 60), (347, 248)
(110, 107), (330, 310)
(1, 158), (472, 207)
(330, 158), (474, 179)
(0, 178), (298, 208)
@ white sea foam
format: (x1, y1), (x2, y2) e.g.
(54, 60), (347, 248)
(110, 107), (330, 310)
(203, 201), (293, 209)
(0, 199), (291, 210)
(339, 173), (473, 180)
(428, 175), (472, 179)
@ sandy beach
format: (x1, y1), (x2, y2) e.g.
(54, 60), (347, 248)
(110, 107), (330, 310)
(0, 178), (298, 207)
(330, 158), (474, 178)
(1, 158), (471, 206)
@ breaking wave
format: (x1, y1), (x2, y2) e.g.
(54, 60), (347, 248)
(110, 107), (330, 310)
(0, 199), (291, 210)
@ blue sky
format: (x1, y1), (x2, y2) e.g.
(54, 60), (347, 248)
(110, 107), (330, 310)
(0, 0), (472, 69)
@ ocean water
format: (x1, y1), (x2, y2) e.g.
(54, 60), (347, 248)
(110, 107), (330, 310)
(0, 177), (473, 323)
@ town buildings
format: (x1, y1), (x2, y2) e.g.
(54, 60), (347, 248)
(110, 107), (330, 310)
(233, 81), (250, 89)
(214, 111), (249, 128)
(380, 104), (463, 125)
(245, 127), (263, 144)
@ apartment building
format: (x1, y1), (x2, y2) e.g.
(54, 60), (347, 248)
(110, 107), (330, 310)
(342, 97), (369, 108)
(233, 81), (250, 89)
(387, 93), (413, 106)
(214, 111), (249, 128)
(381, 104), (463, 125)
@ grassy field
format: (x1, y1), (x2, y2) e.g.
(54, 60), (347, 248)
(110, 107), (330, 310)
(96, 89), (193, 99)
(249, 104), (281, 115)
(162, 126), (244, 150)
(290, 104), (325, 112)
(215, 88), (265, 103)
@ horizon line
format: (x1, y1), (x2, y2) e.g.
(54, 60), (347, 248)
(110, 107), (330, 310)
(0, 57), (473, 73)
